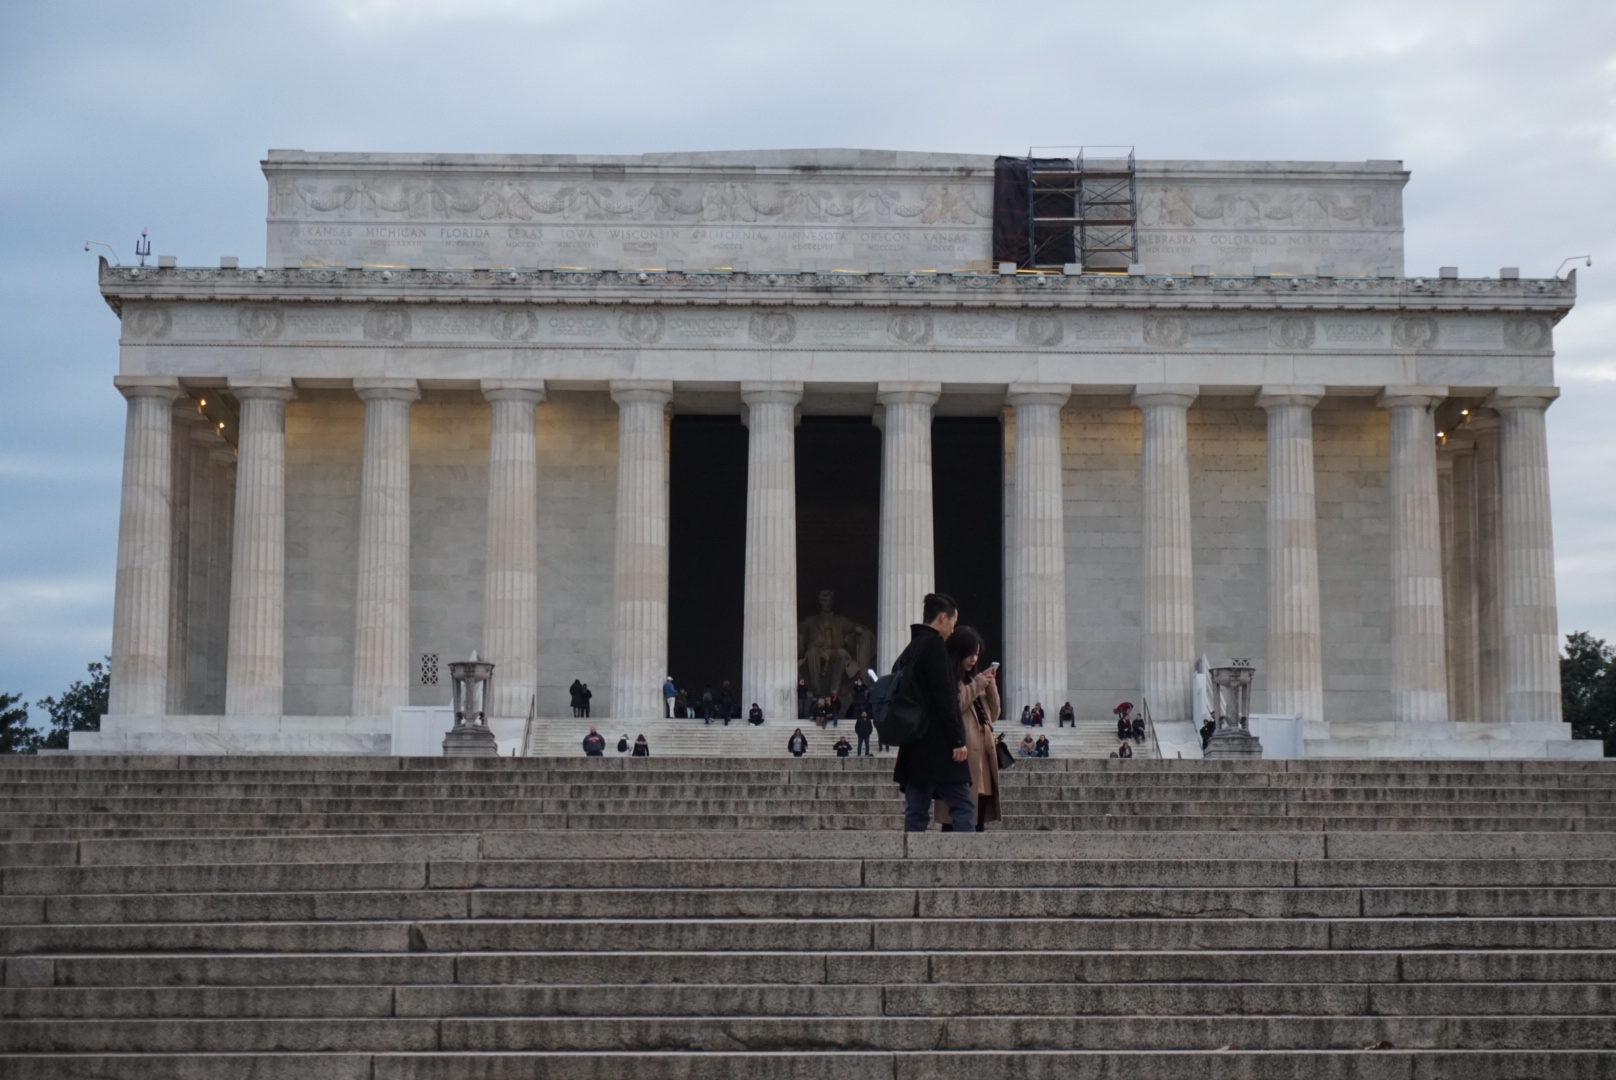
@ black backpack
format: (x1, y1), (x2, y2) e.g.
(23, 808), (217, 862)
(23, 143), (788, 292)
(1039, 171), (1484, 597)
(869, 655), (928, 748)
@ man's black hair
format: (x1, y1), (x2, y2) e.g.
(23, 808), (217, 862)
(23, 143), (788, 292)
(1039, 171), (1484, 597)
(922, 592), (959, 624)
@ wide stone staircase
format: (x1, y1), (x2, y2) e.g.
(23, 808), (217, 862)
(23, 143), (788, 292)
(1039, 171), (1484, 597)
(2, 755), (1614, 1077)
(523, 712), (1148, 759)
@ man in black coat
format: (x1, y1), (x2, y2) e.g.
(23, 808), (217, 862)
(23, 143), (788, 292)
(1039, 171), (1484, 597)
(892, 592), (974, 833)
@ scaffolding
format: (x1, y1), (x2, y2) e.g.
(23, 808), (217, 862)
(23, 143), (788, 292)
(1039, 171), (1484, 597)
(1025, 146), (1138, 271)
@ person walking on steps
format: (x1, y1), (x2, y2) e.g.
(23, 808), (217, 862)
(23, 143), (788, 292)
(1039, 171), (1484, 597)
(663, 677), (678, 718)
(578, 683), (592, 718)
(701, 687), (714, 725)
(933, 625), (1002, 833)
(582, 728), (605, 757)
(892, 592), (975, 834)
(854, 710), (873, 756)
(788, 728), (808, 757)
(631, 734), (650, 757)
(569, 679), (586, 718)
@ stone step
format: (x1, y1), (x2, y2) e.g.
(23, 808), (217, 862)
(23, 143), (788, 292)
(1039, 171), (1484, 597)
(12, 785), (1616, 808)
(5, 815), (1611, 841)
(7, 1013), (1616, 1053)
(16, 886), (1616, 924)
(10, 980), (1614, 1020)
(5, 1051), (1615, 1080)
(10, 829), (1616, 868)
(16, 949), (1616, 989)
(19, 856), (1616, 896)
(7, 916), (1616, 955)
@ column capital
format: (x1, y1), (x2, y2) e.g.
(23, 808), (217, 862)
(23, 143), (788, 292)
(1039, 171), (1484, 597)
(114, 375), (185, 402)
(1006, 382), (1071, 408)
(354, 378), (421, 403)
(227, 377), (297, 403)
(740, 381), (803, 407)
(877, 381), (942, 407)
(609, 379), (674, 407)
(1486, 386), (1559, 413)
(1256, 385), (1326, 409)
(1377, 385), (1447, 410)
(1132, 383), (1198, 410)
(481, 379), (546, 405)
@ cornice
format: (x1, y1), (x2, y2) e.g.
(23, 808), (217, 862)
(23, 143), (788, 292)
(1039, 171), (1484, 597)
(98, 261), (1576, 319)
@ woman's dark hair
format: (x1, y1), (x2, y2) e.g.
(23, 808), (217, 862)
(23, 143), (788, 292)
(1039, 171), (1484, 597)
(946, 625), (986, 684)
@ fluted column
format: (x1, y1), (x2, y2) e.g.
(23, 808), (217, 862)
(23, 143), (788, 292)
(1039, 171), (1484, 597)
(224, 378), (296, 716)
(1257, 386), (1325, 721)
(1378, 385), (1449, 723)
(481, 380), (545, 719)
(351, 379), (419, 717)
(1443, 434), (1480, 721)
(610, 380), (674, 720)
(1133, 384), (1198, 722)
(164, 399), (202, 714)
(108, 376), (186, 716)
(1470, 412), (1504, 722)
(1489, 387), (1563, 723)
(741, 381), (803, 722)
(876, 382), (941, 669)
(1006, 383), (1070, 720)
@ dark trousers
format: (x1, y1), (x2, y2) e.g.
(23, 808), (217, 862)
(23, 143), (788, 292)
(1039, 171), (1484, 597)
(903, 782), (975, 833)
(856, 734), (870, 756)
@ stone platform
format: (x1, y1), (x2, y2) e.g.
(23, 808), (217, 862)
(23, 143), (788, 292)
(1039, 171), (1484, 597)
(2, 755), (1615, 1077)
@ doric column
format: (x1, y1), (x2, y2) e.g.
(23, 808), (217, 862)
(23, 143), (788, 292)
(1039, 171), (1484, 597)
(481, 380), (545, 719)
(224, 378), (296, 716)
(351, 379), (419, 717)
(164, 398), (202, 714)
(1488, 387), (1563, 723)
(1378, 385), (1449, 723)
(1257, 386), (1325, 721)
(108, 376), (186, 716)
(741, 381), (803, 722)
(610, 380), (674, 720)
(1442, 434), (1480, 721)
(1133, 384), (1198, 722)
(1005, 383), (1071, 721)
(876, 382), (941, 669)
(1470, 412), (1504, 722)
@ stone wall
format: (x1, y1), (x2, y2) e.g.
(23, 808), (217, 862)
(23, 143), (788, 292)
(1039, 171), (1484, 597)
(407, 394), (489, 710)
(531, 391), (617, 718)
(284, 394), (363, 716)
(1314, 398), (1394, 722)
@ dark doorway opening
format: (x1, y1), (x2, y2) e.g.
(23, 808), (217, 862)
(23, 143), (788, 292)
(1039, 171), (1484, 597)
(668, 415), (747, 700)
(932, 417), (1004, 664)
(795, 417), (881, 637)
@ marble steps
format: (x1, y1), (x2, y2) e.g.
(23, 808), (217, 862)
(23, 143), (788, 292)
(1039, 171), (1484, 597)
(6, 1051), (1616, 1080)
(15, 859), (1616, 895)
(5, 759), (1616, 1075)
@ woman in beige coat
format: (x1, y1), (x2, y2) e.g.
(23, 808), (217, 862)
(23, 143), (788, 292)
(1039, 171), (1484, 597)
(934, 625), (1002, 831)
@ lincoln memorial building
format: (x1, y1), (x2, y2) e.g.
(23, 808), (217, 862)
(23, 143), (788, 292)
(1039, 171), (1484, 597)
(76, 148), (1594, 759)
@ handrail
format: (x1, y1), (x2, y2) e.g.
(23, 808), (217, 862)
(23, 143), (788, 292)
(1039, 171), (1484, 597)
(520, 695), (535, 758)
(1140, 697), (1164, 760)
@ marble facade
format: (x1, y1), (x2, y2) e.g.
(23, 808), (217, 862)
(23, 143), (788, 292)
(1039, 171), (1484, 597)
(76, 149), (1595, 758)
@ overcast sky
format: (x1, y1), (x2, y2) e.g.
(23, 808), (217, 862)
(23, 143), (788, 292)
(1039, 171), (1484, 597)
(1, 0), (1612, 709)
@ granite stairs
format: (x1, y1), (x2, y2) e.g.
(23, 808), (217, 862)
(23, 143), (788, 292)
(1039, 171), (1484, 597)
(2, 755), (1614, 1078)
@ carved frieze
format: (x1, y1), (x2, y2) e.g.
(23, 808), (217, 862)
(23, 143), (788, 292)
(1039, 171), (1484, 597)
(120, 301), (1551, 358)
(363, 307), (411, 342)
(1392, 316), (1438, 350)
(1502, 315), (1551, 350)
